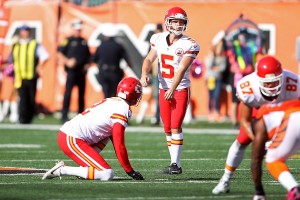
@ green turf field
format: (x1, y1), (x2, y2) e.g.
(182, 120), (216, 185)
(0, 125), (297, 200)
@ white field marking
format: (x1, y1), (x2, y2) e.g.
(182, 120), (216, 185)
(0, 173), (45, 176)
(0, 151), (46, 153)
(0, 144), (42, 148)
(1, 158), (300, 162)
(0, 149), (229, 153)
(0, 123), (238, 135)
(0, 180), (280, 185)
(0, 158), (227, 162)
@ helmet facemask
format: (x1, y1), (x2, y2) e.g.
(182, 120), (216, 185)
(258, 74), (283, 97)
(165, 17), (188, 36)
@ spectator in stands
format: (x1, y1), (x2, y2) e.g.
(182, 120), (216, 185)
(227, 31), (254, 128)
(205, 40), (227, 122)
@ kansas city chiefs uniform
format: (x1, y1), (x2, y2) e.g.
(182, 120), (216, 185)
(236, 70), (300, 108)
(60, 97), (131, 145)
(150, 31), (200, 90)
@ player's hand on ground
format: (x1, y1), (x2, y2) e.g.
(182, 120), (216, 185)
(127, 170), (144, 180)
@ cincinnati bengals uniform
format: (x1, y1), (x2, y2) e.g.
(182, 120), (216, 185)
(252, 100), (300, 199)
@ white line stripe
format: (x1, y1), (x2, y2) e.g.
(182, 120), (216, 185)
(0, 144), (42, 148)
(0, 123), (238, 134)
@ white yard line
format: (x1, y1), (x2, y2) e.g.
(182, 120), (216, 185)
(0, 123), (238, 134)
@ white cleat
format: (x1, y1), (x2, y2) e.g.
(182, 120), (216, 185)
(42, 161), (65, 180)
(212, 178), (230, 194)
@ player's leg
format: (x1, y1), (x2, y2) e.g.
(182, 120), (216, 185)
(212, 127), (252, 194)
(91, 137), (110, 153)
(266, 113), (300, 194)
(159, 89), (172, 166)
(42, 131), (114, 180)
(168, 88), (189, 174)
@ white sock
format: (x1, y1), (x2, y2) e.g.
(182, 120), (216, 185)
(94, 168), (114, 180)
(9, 101), (18, 123)
(61, 166), (114, 180)
(171, 133), (183, 167)
(61, 166), (88, 178)
(226, 140), (246, 170)
(222, 168), (234, 181)
(2, 100), (10, 118)
(278, 171), (299, 191)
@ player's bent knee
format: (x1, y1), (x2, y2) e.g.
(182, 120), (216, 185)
(94, 169), (115, 180)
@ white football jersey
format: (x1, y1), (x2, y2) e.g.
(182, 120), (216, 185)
(150, 31), (200, 90)
(60, 97), (131, 145)
(236, 70), (300, 108)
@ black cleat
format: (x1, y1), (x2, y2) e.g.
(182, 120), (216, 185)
(162, 163), (182, 174)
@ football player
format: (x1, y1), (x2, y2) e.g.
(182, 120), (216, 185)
(42, 77), (144, 181)
(140, 7), (200, 174)
(251, 99), (300, 200)
(212, 55), (300, 194)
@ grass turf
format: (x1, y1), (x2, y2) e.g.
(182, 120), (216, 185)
(0, 127), (296, 200)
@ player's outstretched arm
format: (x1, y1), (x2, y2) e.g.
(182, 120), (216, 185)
(111, 123), (144, 180)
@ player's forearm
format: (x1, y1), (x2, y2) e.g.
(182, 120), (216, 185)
(251, 140), (266, 195)
(115, 146), (133, 173)
(170, 69), (185, 91)
(141, 59), (152, 76)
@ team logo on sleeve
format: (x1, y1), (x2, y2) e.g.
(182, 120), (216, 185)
(175, 48), (184, 56)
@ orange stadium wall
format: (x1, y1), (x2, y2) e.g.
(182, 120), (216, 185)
(1, 1), (300, 118)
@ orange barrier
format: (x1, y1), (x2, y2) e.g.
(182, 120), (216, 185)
(1, 1), (300, 117)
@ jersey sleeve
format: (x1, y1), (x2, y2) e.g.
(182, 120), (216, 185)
(111, 122), (133, 173)
(149, 33), (161, 50)
(184, 37), (200, 58)
(236, 75), (256, 106)
(110, 101), (131, 127)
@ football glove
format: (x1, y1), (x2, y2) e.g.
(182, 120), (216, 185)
(127, 170), (144, 180)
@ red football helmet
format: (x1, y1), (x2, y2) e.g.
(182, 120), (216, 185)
(117, 77), (143, 106)
(164, 7), (188, 36)
(256, 55), (283, 97)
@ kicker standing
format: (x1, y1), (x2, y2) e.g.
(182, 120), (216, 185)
(140, 7), (200, 174)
